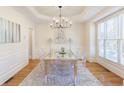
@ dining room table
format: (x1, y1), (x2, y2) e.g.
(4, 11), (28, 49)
(43, 55), (79, 85)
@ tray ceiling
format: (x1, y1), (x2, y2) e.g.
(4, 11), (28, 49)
(34, 6), (85, 17)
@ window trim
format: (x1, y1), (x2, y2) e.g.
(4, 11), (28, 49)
(96, 12), (124, 64)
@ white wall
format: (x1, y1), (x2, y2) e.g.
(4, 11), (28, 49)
(34, 23), (85, 59)
(84, 6), (124, 79)
(84, 22), (96, 62)
(0, 7), (35, 84)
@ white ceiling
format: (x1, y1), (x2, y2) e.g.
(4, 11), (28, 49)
(14, 6), (108, 23)
(34, 6), (85, 17)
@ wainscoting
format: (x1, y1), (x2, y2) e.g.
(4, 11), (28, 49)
(97, 57), (124, 80)
(0, 51), (28, 85)
(2, 59), (39, 86)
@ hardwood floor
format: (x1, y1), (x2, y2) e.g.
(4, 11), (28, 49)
(87, 62), (123, 86)
(2, 60), (123, 86)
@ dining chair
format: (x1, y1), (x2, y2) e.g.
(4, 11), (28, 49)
(39, 49), (46, 65)
(82, 53), (86, 67)
(39, 49), (48, 84)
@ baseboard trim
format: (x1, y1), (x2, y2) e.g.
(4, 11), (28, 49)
(96, 58), (124, 79)
(29, 59), (39, 61)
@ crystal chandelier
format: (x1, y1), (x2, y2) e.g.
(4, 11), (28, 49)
(50, 6), (72, 29)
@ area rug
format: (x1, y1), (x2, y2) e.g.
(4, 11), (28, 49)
(19, 63), (102, 86)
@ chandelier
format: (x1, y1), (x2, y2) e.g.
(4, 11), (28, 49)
(50, 6), (72, 29)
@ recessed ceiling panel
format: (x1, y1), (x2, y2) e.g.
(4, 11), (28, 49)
(34, 6), (85, 17)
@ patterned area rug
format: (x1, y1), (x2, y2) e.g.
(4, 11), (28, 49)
(20, 63), (102, 86)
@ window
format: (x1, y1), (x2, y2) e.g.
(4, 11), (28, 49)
(105, 17), (119, 62)
(98, 23), (105, 57)
(97, 12), (124, 65)
(120, 40), (124, 65)
(105, 40), (118, 62)
(120, 14), (124, 65)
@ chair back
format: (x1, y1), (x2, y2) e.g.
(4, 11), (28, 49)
(82, 52), (86, 67)
(39, 48), (46, 62)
